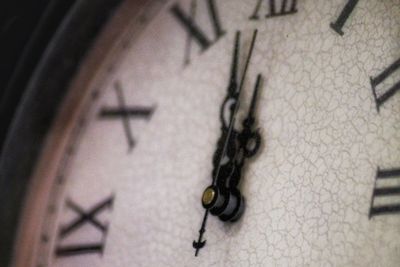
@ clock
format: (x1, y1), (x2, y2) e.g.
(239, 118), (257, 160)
(1, 0), (399, 266)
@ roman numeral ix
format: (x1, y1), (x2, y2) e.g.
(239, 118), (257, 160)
(55, 195), (114, 257)
(99, 82), (155, 152)
(330, 0), (359, 36)
(369, 168), (400, 218)
(250, 0), (297, 20)
(170, 0), (225, 65)
(370, 57), (400, 112)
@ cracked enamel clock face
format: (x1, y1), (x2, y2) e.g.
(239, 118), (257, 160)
(13, 0), (400, 266)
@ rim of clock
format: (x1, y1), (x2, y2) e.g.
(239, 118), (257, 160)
(0, 0), (158, 266)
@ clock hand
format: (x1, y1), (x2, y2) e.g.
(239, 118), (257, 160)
(213, 29), (258, 190)
(240, 73), (263, 160)
(215, 29), (258, 173)
(212, 31), (240, 174)
(220, 29), (258, 129)
(193, 115), (237, 256)
(219, 31), (240, 129)
(228, 31), (240, 94)
(228, 74), (263, 191)
(211, 28), (259, 196)
(213, 75), (263, 222)
(193, 30), (258, 256)
(237, 29), (258, 98)
(212, 117), (238, 186)
(193, 32), (242, 255)
(192, 209), (208, 256)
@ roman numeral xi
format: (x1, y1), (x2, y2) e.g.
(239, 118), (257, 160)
(55, 195), (114, 257)
(369, 168), (400, 218)
(170, 0), (225, 65)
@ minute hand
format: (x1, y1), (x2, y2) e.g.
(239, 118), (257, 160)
(219, 31), (240, 128)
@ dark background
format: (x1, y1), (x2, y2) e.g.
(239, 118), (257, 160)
(0, 1), (122, 265)
(0, 0), (76, 153)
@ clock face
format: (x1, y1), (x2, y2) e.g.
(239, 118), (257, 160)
(13, 0), (400, 266)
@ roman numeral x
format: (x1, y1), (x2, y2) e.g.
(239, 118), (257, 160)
(99, 82), (155, 152)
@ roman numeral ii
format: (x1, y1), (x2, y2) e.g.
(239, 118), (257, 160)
(370, 57), (400, 112)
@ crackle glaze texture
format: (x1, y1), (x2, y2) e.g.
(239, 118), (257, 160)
(37, 0), (400, 266)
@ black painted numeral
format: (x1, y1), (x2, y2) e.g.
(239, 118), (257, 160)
(369, 168), (400, 218)
(99, 82), (155, 152)
(249, 0), (297, 20)
(170, 0), (225, 65)
(370, 57), (400, 112)
(330, 0), (359, 36)
(55, 195), (114, 257)
(183, 0), (197, 66)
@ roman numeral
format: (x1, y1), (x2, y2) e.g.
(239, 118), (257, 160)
(183, 0), (197, 66)
(369, 168), (400, 218)
(249, 0), (297, 20)
(56, 244), (105, 257)
(55, 195), (114, 257)
(370, 57), (400, 112)
(99, 82), (155, 152)
(330, 0), (359, 36)
(170, 0), (225, 65)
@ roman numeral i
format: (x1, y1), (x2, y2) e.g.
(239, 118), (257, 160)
(330, 0), (359, 36)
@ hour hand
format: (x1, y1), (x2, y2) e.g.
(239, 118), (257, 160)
(239, 74), (263, 159)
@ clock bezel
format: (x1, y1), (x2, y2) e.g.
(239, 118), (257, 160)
(0, 0), (123, 265)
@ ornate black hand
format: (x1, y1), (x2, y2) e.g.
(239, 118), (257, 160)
(193, 29), (260, 256)
(228, 74), (263, 190)
(239, 74), (263, 161)
(216, 75), (263, 221)
(219, 31), (240, 130)
(213, 29), (259, 191)
(214, 29), (258, 175)
(213, 31), (240, 171)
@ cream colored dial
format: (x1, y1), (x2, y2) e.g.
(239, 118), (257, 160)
(14, 0), (400, 266)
